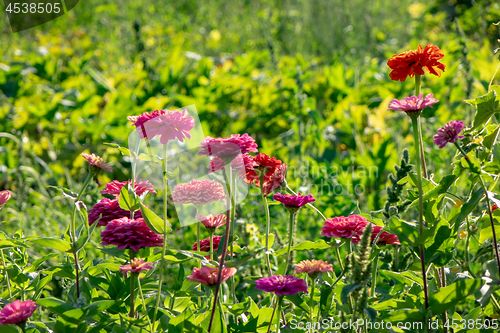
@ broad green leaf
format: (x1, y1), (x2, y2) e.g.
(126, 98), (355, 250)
(408, 175), (458, 208)
(0, 239), (26, 249)
(450, 188), (485, 232)
(384, 309), (425, 322)
(272, 240), (331, 256)
(47, 186), (77, 200)
(428, 279), (483, 315)
(118, 184), (139, 211)
(37, 297), (75, 316)
(341, 284), (361, 306)
(104, 142), (134, 156)
(75, 219), (98, 251)
(140, 203), (169, 234)
(30, 237), (72, 252)
(483, 124), (500, 150)
(465, 88), (500, 130)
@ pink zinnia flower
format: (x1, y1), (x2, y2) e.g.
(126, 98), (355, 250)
(255, 275), (308, 295)
(198, 134), (258, 160)
(172, 179), (225, 205)
(321, 215), (369, 239)
(208, 153), (255, 180)
(273, 192), (315, 208)
(294, 259), (333, 276)
(128, 109), (195, 144)
(352, 224), (401, 246)
(433, 120), (465, 148)
(0, 190), (11, 207)
(186, 266), (237, 286)
(388, 93), (439, 114)
(0, 300), (38, 325)
(192, 235), (222, 258)
(119, 258), (154, 274)
(101, 217), (163, 252)
(245, 153), (283, 184)
(101, 179), (156, 197)
(197, 214), (227, 231)
(81, 153), (112, 172)
(88, 198), (142, 227)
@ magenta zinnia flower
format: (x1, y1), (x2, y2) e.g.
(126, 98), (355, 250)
(187, 266), (237, 286)
(81, 153), (112, 172)
(197, 214), (227, 231)
(0, 190), (11, 207)
(101, 217), (163, 251)
(255, 275), (308, 295)
(321, 215), (369, 239)
(192, 235), (222, 258)
(88, 198), (142, 227)
(208, 153), (255, 180)
(119, 258), (154, 274)
(172, 179), (225, 205)
(273, 192), (315, 208)
(388, 93), (439, 114)
(433, 120), (465, 148)
(101, 179), (156, 197)
(0, 300), (38, 326)
(198, 134), (258, 160)
(128, 109), (195, 144)
(351, 224), (401, 246)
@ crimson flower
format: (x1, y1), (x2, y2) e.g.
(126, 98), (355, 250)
(273, 192), (315, 208)
(198, 134), (258, 161)
(387, 43), (445, 82)
(172, 179), (225, 205)
(88, 198), (142, 227)
(0, 190), (11, 207)
(196, 214), (227, 231)
(388, 93), (439, 115)
(101, 217), (163, 251)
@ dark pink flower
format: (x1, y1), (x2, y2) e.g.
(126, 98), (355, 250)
(187, 266), (237, 286)
(197, 214), (227, 231)
(128, 109), (195, 143)
(172, 179), (225, 205)
(352, 224), (401, 246)
(388, 93), (439, 114)
(321, 215), (369, 239)
(433, 120), (465, 148)
(0, 300), (38, 325)
(119, 258), (154, 274)
(88, 198), (142, 227)
(101, 217), (163, 252)
(101, 179), (156, 197)
(255, 275), (308, 295)
(0, 190), (11, 206)
(198, 134), (258, 159)
(81, 153), (112, 172)
(192, 235), (222, 258)
(208, 153), (255, 180)
(273, 192), (315, 208)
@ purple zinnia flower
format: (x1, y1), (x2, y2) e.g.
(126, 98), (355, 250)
(273, 192), (315, 208)
(255, 275), (308, 295)
(388, 93), (439, 114)
(100, 217), (163, 252)
(433, 120), (465, 148)
(88, 198), (142, 227)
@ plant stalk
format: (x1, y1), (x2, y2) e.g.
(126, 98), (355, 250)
(282, 211), (297, 275)
(1, 250), (12, 300)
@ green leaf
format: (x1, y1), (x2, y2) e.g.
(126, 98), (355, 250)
(0, 239), (26, 250)
(460, 152), (481, 174)
(272, 240), (331, 256)
(408, 175), (458, 208)
(137, 153), (162, 163)
(166, 166), (180, 180)
(37, 297), (75, 316)
(483, 124), (500, 150)
(341, 284), (361, 306)
(428, 278), (483, 315)
(465, 88), (500, 130)
(140, 203), (169, 234)
(75, 219), (98, 251)
(285, 293), (310, 312)
(118, 184), (139, 211)
(384, 309), (425, 323)
(104, 142), (134, 156)
(30, 238), (72, 252)
(450, 188), (485, 232)
(47, 186), (78, 200)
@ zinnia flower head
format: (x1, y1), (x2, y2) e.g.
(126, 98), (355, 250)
(351, 224), (401, 246)
(388, 93), (439, 116)
(0, 300), (38, 326)
(294, 259), (333, 277)
(119, 258), (154, 274)
(493, 203), (498, 212)
(101, 217), (163, 252)
(433, 120), (465, 148)
(192, 235), (222, 258)
(101, 179), (156, 197)
(186, 266), (237, 286)
(88, 198), (142, 227)
(387, 43), (445, 82)
(246, 153), (283, 184)
(273, 192), (315, 212)
(321, 215), (369, 239)
(172, 179), (225, 205)
(255, 275), (308, 295)
(260, 164), (287, 197)
(0, 190), (11, 207)
(128, 109), (195, 144)
(198, 134), (258, 161)
(196, 214), (227, 231)
(208, 153), (255, 180)
(81, 153), (112, 172)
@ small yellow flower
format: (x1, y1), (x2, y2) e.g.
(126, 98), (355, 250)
(458, 230), (467, 240)
(246, 223), (259, 235)
(453, 199), (463, 208)
(471, 136), (483, 144)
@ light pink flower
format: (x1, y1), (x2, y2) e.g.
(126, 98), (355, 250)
(101, 217), (163, 252)
(0, 300), (38, 325)
(119, 258), (154, 274)
(0, 190), (11, 206)
(198, 134), (258, 159)
(81, 153), (112, 172)
(128, 109), (195, 144)
(196, 214), (227, 231)
(172, 179), (225, 205)
(433, 120), (465, 148)
(294, 259), (333, 276)
(388, 93), (439, 113)
(88, 198), (142, 227)
(186, 266), (237, 286)
(101, 179), (156, 197)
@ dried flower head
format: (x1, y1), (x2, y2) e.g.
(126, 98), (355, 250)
(128, 109), (195, 143)
(255, 275), (308, 295)
(196, 214), (227, 231)
(88, 198), (142, 227)
(0, 190), (11, 207)
(186, 266), (237, 286)
(387, 43), (445, 82)
(81, 153), (113, 172)
(119, 258), (154, 274)
(101, 179), (156, 197)
(294, 259), (333, 276)
(433, 120), (465, 148)
(0, 300), (38, 326)
(172, 179), (225, 205)
(101, 217), (163, 252)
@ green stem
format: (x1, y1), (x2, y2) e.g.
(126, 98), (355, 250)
(230, 172), (237, 304)
(411, 116), (429, 309)
(334, 244), (344, 272)
(70, 172), (93, 299)
(370, 250), (379, 297)
(129, 273), (137, 318)
(282, 211), (297, 275)
(153, 146), (169, 325)
(309, 277), (316, 322)
(1, 250), (12, 300)
(197, 222), (201, 262)
(210, 233), (214, 261)
(394, 246), (399, 272)
(267, 296), (281, 333)
(414, 74), (428, 178)
(262, 192), (273, 275)
(137, 274), (153, 333)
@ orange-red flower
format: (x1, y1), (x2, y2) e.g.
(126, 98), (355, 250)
(387, 43), (445, 82)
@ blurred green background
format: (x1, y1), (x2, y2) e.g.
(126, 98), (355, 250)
(0, 0), (499, 255)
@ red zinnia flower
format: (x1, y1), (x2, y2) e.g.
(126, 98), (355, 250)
(321, 215), (368, 239)
(351, 224), (401, 246)
(197, 214), (227, 231)
(198, 134), (258, 160)
(208, 153), (255, 180)
(492, 204), (498, 212)
(387, 43), (445, 82)
(0, 300), (38, 326)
